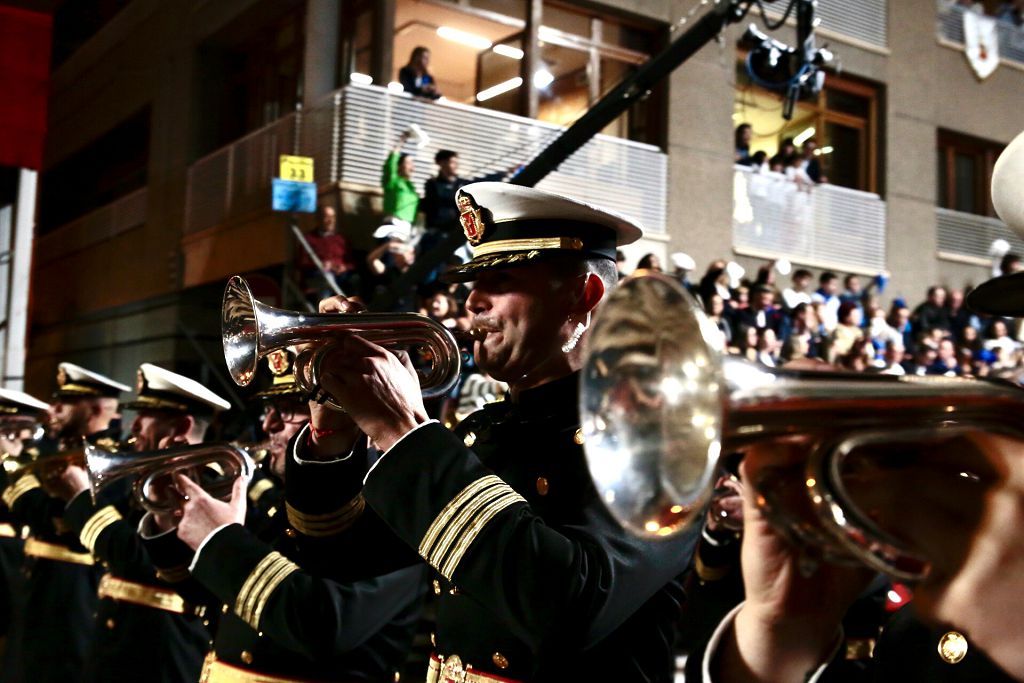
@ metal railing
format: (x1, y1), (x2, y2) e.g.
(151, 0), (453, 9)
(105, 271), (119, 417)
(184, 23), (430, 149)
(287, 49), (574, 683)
(732, 165), (887, 273)
(184, 83), (667, 236)
(937, 2), (1024, 66)
(764, 0), (888, 49)
(936, 207), (1022, 264)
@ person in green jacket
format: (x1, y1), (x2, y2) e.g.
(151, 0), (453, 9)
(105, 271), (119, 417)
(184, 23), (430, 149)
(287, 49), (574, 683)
(382, 131), (420, 225)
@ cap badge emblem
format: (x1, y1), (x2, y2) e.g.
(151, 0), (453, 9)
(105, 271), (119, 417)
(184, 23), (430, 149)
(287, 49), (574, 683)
(457, 194), (485, 246)
(267, 349), (291, 377)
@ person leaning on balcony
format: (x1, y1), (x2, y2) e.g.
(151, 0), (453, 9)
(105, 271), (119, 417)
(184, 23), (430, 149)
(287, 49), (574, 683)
(298, 205), (356, 301)
(399, 46), (441, 100)
(381, 131), (420, 228)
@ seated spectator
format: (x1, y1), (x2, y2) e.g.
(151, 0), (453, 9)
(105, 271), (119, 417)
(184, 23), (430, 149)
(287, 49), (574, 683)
(381, 131), (420, 227)
(811, 271), (841, 331)
(769, 137), (797, 172)
(398, 46), (441, 99)
(738, 325), (759, 362)
(297, 205), (356, 302)
(911, 285), (952, 335)
(875, 340), (907, 375)
(785, 153), (813, 188)
(781, 268), (814, 310)
(671, 252), (697, 294)
(836, 337), (874, 372)
(825, 301), (864, 363)
(888, 302), (914, 352)
(736, 284), (783, 334)
(927, 337), (961, 376)
(781, 302), (823, 362)
(755, 328), (781, 367)
(984, 318), (1020, 356)
(902, 341), (938, 376)
(1000, 252), (1023, 276)
(699, 260), (731, 305)
(867, 305), (901, 349)
(636, 253), (663, 273)
(735, 123), (753, 165)
(948, 288), (980, 341)
(706, 293), (733, 347)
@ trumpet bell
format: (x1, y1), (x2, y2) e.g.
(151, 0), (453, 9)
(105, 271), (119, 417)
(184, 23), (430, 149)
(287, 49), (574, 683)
(581, 273), (727, 538)
(222, 276), (263, 386)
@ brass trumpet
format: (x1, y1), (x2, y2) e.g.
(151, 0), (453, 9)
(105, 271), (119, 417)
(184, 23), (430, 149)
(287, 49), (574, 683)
(581, 273), (1024, 580)
(222, 275), (461, 411)
(85, 442), (254, 514)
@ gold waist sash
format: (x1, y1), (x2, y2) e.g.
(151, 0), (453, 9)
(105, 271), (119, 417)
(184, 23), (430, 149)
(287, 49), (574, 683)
(97, 574), (187, 614)
(199, 653), (336, 683)
(23, 537), (94, 565)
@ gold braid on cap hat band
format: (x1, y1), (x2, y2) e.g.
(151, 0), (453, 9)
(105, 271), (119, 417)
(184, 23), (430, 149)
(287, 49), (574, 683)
(472, 237), (584, 258)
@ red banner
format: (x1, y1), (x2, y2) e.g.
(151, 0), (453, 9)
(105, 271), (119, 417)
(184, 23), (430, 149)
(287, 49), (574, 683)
(0, 6), (52, 170)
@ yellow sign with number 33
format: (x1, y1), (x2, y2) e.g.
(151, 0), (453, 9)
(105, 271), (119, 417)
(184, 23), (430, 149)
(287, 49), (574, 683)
(279, 155), (314, 182)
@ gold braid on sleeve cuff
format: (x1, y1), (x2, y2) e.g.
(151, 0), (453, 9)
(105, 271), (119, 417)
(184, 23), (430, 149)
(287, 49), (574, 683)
(3, 474), (41, 508)
(80, 505), (123, 553)
(234, 551), (299, 630)
(285, 495), (365, 537)
(419, 475), (525, 581)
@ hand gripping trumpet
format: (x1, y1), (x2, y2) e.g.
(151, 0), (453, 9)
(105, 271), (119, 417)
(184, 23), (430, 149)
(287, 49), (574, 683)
(85, 442), (254, 514)
(221, 275), (461, 411)
(581, 273), (1024, 581)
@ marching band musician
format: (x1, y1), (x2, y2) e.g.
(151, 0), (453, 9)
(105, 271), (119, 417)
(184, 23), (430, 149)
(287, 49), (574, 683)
(173, 348), (426, 683)
(51, 363), (231, 682)
(0, 388), (50, 672)
(284, 183), (699, 682)
(0, 363), (128, 681)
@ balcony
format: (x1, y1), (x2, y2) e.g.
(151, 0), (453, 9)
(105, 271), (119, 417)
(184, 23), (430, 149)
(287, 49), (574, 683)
(936, 207), (1022, 265)
(184, 82), (668, 244)
(765, 0), (888, 51)
(938, 2), (1024, 68)
(731, 165), (887, 273)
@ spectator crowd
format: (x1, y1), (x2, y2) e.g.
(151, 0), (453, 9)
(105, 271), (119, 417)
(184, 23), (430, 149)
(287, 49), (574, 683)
(640, 250), (1024, 381)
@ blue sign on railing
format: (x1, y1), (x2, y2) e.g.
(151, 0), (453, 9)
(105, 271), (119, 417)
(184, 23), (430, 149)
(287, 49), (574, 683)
(272, 178), (317, 213)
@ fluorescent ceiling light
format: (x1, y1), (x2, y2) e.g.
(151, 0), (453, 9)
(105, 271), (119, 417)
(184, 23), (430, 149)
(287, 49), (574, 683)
(493, 44), (524, 60)
(793, 126), (816, 146)
(350, 72), (373, 85)
(533, 68), (555, 89)
(437, 26), (492, 50)
(477, 76), (523, 101)
(387, 81), (405, 93)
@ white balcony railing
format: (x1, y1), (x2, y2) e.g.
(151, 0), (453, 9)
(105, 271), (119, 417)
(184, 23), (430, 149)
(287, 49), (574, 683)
(938, 2), (1024, 67)
(766, 0), (888, 50)
(732, 166), (887, 273)
(185, 83), (667, 237)
(936, 207), (1022, 264)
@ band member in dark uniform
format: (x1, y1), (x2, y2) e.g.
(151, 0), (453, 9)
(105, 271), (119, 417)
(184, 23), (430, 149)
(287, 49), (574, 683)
(287, 182), (699, 682)
(173, 349), (426, 683)
(0, 388), (50, 674)
(52, 363), (231, 682)
(0, 363), (128, 681)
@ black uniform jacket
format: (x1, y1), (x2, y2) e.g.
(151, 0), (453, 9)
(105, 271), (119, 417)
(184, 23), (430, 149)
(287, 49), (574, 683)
(63, 479), (211, 683)
(290, 371), (698, 682)
(0, 427), (118, 682)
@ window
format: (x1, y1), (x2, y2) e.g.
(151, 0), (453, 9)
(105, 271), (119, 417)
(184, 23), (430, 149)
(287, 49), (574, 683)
(37, 107), (150, 234)
(389, 0), (665, 145)
(734, 65), (881, 193)
(937, 129), (1004, 217)
(195, 2), (305, 156)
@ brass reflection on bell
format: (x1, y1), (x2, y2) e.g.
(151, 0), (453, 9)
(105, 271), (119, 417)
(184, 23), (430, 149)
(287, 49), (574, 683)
(937, 631), (968, 664)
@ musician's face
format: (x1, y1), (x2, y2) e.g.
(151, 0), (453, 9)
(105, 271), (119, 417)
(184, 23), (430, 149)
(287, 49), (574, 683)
(262, 401), (310, 478)
(131, 410), (182, 452)
(466, 263), (573, 385)
(48, 399), (90, 439)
